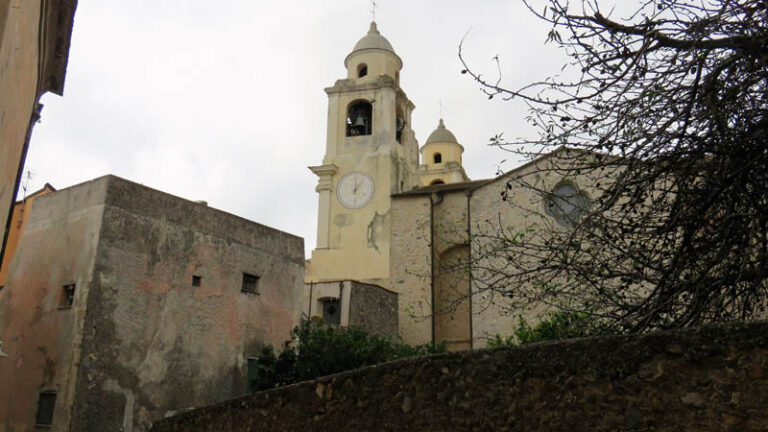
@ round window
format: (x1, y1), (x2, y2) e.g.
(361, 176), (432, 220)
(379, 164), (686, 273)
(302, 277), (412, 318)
(544, 183), (590, 226)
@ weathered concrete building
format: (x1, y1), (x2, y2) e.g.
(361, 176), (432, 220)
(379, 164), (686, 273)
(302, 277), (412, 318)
(0, 175), (304, 431)
(0, 0), (77, 269)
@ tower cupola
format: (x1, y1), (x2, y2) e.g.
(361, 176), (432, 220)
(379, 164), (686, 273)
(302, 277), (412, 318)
(345, 22), (403, 81)
(419, 119), (469, 185)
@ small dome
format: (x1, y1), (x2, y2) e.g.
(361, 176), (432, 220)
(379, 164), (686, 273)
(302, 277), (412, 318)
(425, 119), (458, 144)
(351, 22), (395, 54)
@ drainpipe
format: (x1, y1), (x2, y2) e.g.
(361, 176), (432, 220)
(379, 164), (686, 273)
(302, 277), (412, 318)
(465, 188), (474, 349)
(338, 281), (345, 326)
(428, 193), (443, 345)
(308, 281), (314, 320)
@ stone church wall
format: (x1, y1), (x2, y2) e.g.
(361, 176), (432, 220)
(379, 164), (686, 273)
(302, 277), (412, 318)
(389, 195), (432, 345)
(469, 150), (604, 345)
(151, 321), (768, 432)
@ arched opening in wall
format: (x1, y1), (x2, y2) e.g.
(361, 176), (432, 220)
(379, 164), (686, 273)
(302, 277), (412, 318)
(320, 297), (341, 325)
(434, 244), (471, 351)
(346, 100), (372, 136)
(357, 63), (368, 78)
(430, 179), (445, 185)
(433, 153), (442, 163)
(396, 107), (405, 143)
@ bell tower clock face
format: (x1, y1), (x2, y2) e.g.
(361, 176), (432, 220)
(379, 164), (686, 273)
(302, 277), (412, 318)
(336, 171), (375, 209)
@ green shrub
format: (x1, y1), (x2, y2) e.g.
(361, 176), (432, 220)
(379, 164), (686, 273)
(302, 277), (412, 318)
(248, 322), (446, 392)
(487, 311), (597, 348)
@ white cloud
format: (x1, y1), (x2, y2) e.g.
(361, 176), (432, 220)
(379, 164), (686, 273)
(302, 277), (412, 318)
(24, 0), (574, 257)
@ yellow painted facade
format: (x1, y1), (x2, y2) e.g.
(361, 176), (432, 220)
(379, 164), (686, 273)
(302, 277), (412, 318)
(307, 23), (597, 351)
(419, 119), (469, 186)
(306, 22), (421, 286)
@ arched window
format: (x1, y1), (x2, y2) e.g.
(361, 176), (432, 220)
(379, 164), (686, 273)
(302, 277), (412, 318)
(433, 153), (442, 163)
(357, 63), (368, 78)
(346, 101), (372, 136)
(430, 179), (445, 185)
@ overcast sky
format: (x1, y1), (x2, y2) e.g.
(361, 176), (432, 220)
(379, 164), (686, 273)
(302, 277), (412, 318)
(24, 0), (571, 257)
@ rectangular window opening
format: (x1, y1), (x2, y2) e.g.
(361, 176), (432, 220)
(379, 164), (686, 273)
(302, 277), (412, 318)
(246, 357), (259, 394)
(241, 273), (260, 295)
(322, 298), (341, 325)
(192, 275), (202, 287)
(60, 284), (75, 309)
(36, 391), (57, 426)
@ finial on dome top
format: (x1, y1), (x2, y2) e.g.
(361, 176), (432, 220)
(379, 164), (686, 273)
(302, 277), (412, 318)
(438, 118), (445, 128)
(369, 21), (379, 35)
(370, 0), (377, 23)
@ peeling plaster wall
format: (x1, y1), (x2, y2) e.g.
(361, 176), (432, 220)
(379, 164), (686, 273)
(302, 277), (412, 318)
(1, 175), (305, 432)
(69, 176), (304, 432)
(151, 322), (768, 432)
(307, 75), (420, 287)
(0, 177), (109, 431)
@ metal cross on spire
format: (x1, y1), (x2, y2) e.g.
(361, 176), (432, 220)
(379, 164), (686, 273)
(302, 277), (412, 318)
(371, 0), (377, 22)
(439, 100), (443, 118)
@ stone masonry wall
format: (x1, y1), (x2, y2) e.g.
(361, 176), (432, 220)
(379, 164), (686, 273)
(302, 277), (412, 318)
(348, 281), (398, 339)
(389, 195), (432, 345)
(152, 321), (768, 432)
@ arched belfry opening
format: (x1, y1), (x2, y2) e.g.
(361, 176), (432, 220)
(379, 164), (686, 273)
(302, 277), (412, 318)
(396, 107), (405, 143)
(346, 101), (372, 136)
(357, 63), (368, 78)
(433, 153), (442, 163)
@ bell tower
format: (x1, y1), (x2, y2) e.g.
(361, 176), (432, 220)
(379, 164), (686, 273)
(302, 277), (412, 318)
(307, 22), (419, 285)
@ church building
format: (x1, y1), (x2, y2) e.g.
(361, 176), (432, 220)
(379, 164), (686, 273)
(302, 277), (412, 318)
(305, 22), (596, 350)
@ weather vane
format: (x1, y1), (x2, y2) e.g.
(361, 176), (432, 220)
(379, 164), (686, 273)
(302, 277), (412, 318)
(371, 0), (377, 22)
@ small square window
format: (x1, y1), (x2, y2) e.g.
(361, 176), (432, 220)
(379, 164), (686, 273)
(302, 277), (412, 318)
(241, 273), (260, 295)
(36, 391), (57, 426)
(192, 275), (202, 287)
(60, 284), (75, 309)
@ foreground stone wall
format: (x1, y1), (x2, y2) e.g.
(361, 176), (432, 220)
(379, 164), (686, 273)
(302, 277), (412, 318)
(152, 321), (768, 432)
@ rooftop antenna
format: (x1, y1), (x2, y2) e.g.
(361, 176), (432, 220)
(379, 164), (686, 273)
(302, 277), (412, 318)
(21, 170), (33, 201)
(371, 0), (377, 22)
